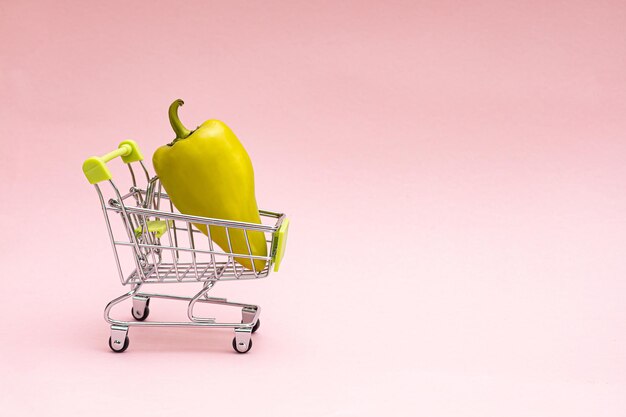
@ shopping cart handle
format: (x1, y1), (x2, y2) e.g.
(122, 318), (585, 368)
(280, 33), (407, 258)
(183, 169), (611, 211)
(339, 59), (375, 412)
(83, 140), (144, 184)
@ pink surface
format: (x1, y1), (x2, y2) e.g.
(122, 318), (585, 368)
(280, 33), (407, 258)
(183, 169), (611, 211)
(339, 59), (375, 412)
(1, 1), (626, 415)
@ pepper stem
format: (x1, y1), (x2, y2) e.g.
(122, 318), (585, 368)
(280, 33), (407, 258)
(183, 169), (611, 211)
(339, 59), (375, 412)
(168, 99), (191, 140)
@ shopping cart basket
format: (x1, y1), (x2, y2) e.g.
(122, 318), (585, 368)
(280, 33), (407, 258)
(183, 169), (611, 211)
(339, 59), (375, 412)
(82, 140), (289, 353)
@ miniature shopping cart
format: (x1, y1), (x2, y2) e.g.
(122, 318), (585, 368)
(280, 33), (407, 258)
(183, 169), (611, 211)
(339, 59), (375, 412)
(82, 140), (289, 353)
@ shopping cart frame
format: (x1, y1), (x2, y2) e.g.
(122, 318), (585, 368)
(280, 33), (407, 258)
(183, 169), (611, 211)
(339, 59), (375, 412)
(83, 140), (289, 353)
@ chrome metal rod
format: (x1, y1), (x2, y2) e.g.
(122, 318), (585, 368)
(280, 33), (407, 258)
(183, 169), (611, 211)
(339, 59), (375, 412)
(107, 201), (281, 232)
(113, 241), (272, 260)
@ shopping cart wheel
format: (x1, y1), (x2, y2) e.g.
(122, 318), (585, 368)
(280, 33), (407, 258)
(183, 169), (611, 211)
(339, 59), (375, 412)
(241, 319), (261, 333)
(131, 296), (150, 321)
(131, 306), (150, 321)
(108, 336), (129, 353)
(232, 337), (253, 354)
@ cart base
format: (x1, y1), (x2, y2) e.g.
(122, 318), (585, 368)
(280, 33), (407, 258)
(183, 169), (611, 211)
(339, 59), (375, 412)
(104, 282), (261, 353)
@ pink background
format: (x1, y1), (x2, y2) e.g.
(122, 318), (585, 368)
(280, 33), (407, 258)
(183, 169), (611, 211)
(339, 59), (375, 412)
(1, 0), (625, 415)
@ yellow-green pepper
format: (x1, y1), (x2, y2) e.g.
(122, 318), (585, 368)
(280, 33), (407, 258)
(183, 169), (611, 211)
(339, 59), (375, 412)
(152, 100), (267, 271)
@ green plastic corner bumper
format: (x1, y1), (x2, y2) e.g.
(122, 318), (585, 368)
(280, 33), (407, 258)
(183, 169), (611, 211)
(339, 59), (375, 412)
(134, 220), (172, 239)
(272, 218), (289, 272)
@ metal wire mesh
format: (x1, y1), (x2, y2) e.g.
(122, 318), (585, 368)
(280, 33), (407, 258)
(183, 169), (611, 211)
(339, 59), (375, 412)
(94, 166), (285, 285)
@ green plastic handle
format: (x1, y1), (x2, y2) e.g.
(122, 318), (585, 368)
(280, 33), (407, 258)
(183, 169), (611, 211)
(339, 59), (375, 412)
(83, 140), (143, 184)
